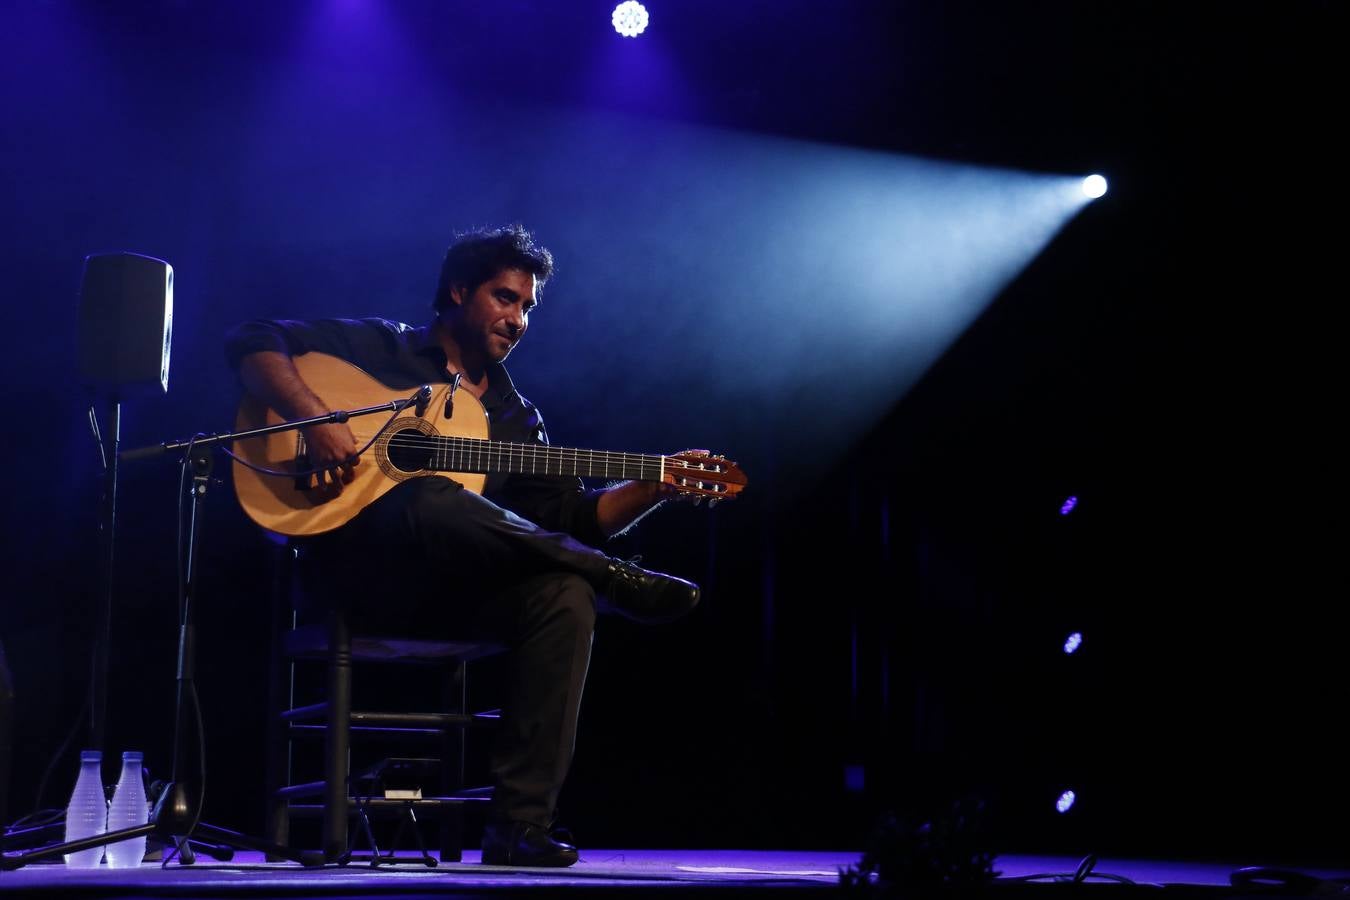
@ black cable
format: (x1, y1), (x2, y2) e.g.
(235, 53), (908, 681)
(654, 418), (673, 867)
(87, 405), (107, 471)
(1231, 867), (1350, 895)
(1000, 854), (1147, 886)
(1004, 872), (1142, 885)
(4, 808), (64, 833)
(180, 437), (207, 830)
(158, 440), (199, 869)
(159, 437), (208, 868)
(27, 691), (90, 820)
(18, 404), (110, 828)
(218, 394), (415, 479)
(188, 678), (206, 841)
(176, 435), (197, 622)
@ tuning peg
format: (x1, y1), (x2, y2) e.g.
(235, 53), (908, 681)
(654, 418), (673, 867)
(708, 499), (720, 509)
(692, 496), (703, 506)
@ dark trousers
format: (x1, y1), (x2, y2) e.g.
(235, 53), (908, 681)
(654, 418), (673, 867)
(306, 476), (609, 828)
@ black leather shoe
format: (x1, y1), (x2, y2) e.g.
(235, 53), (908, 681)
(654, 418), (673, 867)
(481, 820), (579, 868)
(603, 558), (700, 625)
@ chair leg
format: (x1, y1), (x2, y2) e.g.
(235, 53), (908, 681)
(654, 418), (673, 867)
(439, 660), (467, 862)
(322, 610), (352, 862)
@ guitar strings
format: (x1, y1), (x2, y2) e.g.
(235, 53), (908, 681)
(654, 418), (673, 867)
(228, 376), (733, 483)
(366, 434), (727, 477)
(229, 394), (727, 482)
(357, 435), (732, 485)
(372, 436), (664, 464)
(372, 436), (667, 478)
(363, 434), (717, 468)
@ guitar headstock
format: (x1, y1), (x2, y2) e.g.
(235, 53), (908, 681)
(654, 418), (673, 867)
(663, 453), (748, 502)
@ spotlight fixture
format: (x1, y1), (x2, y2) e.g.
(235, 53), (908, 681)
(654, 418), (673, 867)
(1056, 790), (1077, 813)
(612, 1), (649, 37)
(1082, 174), (1108, 199)
(1060, 495), (1078, 515)
(1063, 632), (1083, 655)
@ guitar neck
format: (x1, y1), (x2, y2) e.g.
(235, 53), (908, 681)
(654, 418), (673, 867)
(426, 435), (666, 481)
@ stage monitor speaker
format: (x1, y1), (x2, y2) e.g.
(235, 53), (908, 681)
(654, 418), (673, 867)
(78, 252), (173, 392)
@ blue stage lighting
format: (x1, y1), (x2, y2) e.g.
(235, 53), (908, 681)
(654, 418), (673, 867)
(1082, 174), (1108, 199)
(1063, 632), (1083, 654)
(1056, 790), (1076, 813)
(1060, 495), (1078, 515)
(612, 2), (649, 37)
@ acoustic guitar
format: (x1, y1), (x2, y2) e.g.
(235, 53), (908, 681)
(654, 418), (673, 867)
(232, 353), (747, 536)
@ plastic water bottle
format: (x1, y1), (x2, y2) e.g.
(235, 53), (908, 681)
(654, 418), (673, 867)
(63, 750), (107, 867)
(104, 752), (148, 868)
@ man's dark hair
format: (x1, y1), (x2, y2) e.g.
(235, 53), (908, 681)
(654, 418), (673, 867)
(433, 224), (554, 313)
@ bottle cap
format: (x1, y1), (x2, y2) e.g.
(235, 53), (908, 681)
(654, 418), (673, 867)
(80, 750), (102, 762)
(122, 751), (143, 762)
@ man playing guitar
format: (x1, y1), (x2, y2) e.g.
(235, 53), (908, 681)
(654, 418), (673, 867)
(226, 225), (742, 867)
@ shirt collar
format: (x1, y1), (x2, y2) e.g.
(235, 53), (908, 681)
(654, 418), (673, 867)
(410, 322), (518, 407)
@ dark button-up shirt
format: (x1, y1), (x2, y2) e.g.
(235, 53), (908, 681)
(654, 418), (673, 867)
(225, 317), (607, 547)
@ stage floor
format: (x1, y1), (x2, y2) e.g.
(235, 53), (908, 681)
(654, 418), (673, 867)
(1, 850), (1346, 898)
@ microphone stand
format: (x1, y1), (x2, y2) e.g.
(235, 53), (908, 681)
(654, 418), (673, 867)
(1, 393), (425, 871)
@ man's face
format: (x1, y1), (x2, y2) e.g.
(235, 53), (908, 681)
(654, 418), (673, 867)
(450, 268), (538, 363)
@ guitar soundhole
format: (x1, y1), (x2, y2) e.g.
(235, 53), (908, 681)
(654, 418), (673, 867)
(386, 428), (435, 473)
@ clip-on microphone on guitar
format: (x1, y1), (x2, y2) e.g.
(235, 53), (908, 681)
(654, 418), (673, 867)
(444, 373), (462, 419)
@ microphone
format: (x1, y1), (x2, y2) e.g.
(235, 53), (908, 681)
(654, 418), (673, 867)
(413, 385), (432, 417)
(444, 373), (462, 419)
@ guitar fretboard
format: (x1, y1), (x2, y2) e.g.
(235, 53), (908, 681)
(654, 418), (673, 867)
(388, 433), (666, 481)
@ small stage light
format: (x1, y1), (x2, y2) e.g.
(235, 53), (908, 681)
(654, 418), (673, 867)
(1063, 632), (1083, 654)
(1082, 174), (1108, 199)
(612, 1), (649, 37)
(1060, 495), (1078, 515)
(1056, 790), (1076, 813)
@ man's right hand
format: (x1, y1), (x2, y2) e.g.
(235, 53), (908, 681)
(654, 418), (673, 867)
(236, 351), (362, 494)
(302, 421), (361, 493)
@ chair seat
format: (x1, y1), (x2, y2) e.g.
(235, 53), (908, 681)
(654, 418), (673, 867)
(284, 624), (504, 664)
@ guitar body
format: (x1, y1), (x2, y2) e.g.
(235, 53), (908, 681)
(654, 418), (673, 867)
(232, 353), (488, 536)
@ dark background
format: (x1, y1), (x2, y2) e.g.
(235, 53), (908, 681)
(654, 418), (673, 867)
(1, 0), (1342, 864)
